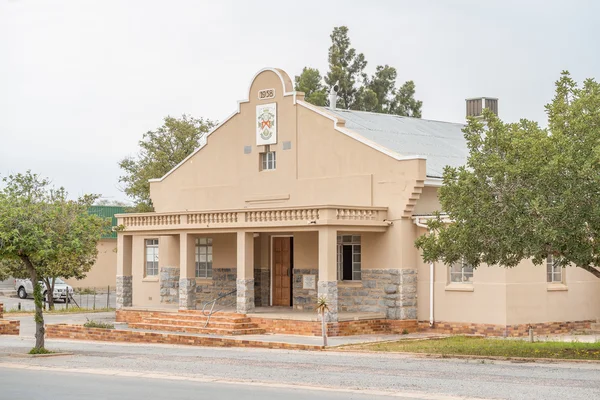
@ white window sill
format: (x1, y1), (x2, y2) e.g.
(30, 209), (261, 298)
(547, 284), (568, 292)
(142, 277), (159, 282)
(445, 283), (474, 292)
(338, 281), (362, 288)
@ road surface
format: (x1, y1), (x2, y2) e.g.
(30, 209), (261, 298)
(0, 335), (599, 399)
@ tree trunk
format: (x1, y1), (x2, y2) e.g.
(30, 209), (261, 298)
(21, 256), (45, 349)
(580, 265), (600, 279)
(43, 277), (55, 311)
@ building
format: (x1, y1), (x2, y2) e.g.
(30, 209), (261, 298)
(114, 68), (600, 336)
(65, 206), (124, 289)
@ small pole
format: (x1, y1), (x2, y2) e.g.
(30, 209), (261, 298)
(93, 289), (96, 310)
(18, 302), (21, 311)
(107, 285), (110, 309)
(529, 326), (534, 343)
(66, 292), (69, 310)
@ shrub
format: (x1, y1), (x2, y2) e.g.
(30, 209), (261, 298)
(29, 347), (53, 355)
(83, 320), (114, 329)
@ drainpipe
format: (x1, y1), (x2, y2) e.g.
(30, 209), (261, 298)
(414, 218), (435, 327)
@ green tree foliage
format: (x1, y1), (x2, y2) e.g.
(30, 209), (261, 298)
(119, 115), (216, 212)
(294, 67), (327, 106)
(415, 72), (600, 279)
(295, 26), (422, 117)
(0, 172), (109, 349)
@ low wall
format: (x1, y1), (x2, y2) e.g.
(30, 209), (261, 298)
(46, 324), (321, 350)
(419, 319), (594, 337)
(252, 318), (418, 337)
(0, 303), (20, 335)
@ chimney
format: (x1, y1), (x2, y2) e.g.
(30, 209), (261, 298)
(329, 82), (340, 110)
(466, 97), (498, 119)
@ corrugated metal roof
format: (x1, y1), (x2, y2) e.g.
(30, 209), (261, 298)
(323, 107), (468, 178)
(89, 206), (125, 239)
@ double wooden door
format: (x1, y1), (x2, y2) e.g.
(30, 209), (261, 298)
(272, 237), (292, 306)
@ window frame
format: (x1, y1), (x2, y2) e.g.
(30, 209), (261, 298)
(336, 235), (361, 281)
(448, 258), (473, 284)
(261, 150), (276, 171)
(195, 237), (213, 279)
(145, 238), (159, 277)
(547, 255), (564, 284)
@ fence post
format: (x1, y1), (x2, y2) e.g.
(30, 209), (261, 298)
(107, 285), (110, 309)
(93, 288), (96, 310)
(66, 292), (69, 310)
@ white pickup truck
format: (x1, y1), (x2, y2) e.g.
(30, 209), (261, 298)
(15, 278), (74, 302)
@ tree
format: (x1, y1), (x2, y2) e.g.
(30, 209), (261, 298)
(296, 26), (422, 118)
(324, 26), (367, 110)
(294, 67), (327, 106)
(119, 115), (216, 212)
(415, 71), (600, 279)
(0, 172), (108, 349)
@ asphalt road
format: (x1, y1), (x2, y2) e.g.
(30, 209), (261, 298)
(1, 335), (599, 400)
(0, 368), (397, 400)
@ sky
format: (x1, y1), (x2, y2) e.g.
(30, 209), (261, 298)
(1, 0), (599, 203)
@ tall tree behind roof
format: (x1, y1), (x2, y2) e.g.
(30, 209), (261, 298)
(296, 26), (422, 118)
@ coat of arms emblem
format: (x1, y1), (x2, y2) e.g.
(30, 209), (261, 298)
(256, 103), (277, 145)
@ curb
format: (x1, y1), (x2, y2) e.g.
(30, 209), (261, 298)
(329, 348), (600, 364)
(9, 352), (74, 358)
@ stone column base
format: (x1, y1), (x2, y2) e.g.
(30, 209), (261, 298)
(318, 280), (338, 322)
(179, 278), (197, 310)
(236, 278), (255, 314)
(116, 275), (132, 309)
(160, 266), (180, 304)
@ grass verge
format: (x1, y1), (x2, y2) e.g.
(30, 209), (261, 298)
(6, 307), (115, 314)
(349, 336), (600, 360)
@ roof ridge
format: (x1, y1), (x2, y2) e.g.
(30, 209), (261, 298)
(322, 107), (465, 126)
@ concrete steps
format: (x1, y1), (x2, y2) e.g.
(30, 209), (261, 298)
(142, 317), (257, 330)
(126, 310), (265, 336)
(128, 322), (265, 336)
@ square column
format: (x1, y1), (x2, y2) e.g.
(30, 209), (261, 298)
(179, 233), (197, 310)
(116, 234), (133, 309)
(318, 227), (338, 322)
(236, 231), (255, 314)
(159, 235), (180, 304)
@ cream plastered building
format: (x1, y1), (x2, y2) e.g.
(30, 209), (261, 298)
(115, 68), (600, 332)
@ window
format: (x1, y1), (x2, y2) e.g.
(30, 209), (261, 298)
(449, 258), (473, 283)
(261, 151), (276, 170)
(337, 235), (361, 280)
(145, 239), (159, 276)
(547, 255), (563, 283)
(195, 237), (213, 278)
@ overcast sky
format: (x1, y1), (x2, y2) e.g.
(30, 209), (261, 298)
(1, 0), (598, 203)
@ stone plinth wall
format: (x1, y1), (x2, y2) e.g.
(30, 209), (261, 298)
(293, 269), (318, 310)
(116, 276), (132, 309)
(196, 267), (237, 305)
(254, 267), (270, 307)
(338, 269), (417, 320)
(46, 324), (322, 350)
(160, 267), (180, 304)
(419, 320), (595, 337)
(0, 302), (3, 318)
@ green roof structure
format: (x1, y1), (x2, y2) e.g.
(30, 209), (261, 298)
(89, 205), (126, 239)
